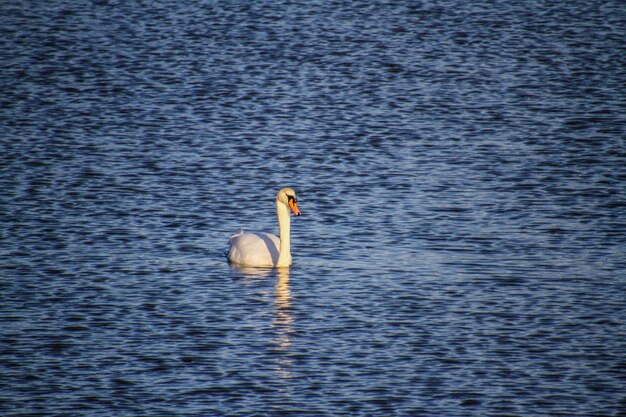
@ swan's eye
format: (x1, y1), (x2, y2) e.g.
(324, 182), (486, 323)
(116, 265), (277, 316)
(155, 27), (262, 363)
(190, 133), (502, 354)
(287, 195), (297, 203)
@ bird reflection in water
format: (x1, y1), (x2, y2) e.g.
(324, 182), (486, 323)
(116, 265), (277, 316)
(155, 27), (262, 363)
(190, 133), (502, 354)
(230, 265), (294, 379)
(274, 268), (293, 347)
(272, 267), (294, 379)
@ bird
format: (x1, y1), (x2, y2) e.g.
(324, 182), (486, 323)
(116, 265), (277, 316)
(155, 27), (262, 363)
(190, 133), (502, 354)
(227, 188), (301, 267)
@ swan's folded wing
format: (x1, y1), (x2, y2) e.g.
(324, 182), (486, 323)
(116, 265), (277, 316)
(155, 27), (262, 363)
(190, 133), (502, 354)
(227, 232), (279, 267)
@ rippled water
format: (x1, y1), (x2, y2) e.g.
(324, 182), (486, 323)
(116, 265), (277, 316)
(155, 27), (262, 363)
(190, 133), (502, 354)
(2, 1), (626, 416)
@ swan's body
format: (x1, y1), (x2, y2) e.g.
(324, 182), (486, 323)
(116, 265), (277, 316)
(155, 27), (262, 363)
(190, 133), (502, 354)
(227, 231), (281, 267)
(227, 188), (301, 267)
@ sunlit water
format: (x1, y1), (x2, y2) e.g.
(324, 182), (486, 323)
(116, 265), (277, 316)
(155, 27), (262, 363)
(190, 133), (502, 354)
(1, 1), (625, 416)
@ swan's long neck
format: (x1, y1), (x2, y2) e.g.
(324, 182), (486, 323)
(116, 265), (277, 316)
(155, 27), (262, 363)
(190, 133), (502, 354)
(276, 199), (292, 267)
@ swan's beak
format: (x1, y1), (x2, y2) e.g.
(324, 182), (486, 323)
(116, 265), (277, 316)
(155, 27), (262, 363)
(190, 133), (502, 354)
(289, 199), (301, 216)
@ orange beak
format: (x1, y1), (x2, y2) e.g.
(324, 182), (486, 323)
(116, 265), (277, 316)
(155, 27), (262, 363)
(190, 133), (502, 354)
(288, 199), (301, 216)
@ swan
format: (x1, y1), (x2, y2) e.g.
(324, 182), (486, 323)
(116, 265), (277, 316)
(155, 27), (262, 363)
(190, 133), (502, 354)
(227, 188), (301, 267)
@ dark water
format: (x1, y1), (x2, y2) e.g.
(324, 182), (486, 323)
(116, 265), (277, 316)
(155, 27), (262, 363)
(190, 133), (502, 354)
(2, 1), (626, 416)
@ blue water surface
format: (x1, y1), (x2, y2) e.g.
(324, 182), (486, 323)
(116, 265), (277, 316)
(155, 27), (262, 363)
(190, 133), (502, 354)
(1, 1), (625, 416)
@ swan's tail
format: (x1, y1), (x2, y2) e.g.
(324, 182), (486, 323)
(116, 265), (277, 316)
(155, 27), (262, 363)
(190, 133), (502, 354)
(228, 228), (245, 244)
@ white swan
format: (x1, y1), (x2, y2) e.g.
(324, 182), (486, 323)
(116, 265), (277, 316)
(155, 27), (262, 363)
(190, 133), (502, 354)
(227, 188), (301, 267)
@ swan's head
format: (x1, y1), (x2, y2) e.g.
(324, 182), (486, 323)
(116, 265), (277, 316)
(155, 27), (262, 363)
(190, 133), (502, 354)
(277, 187), (301, 216)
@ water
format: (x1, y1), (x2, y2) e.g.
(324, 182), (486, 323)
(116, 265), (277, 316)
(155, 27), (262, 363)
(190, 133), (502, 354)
(1, 1), (625, 416)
